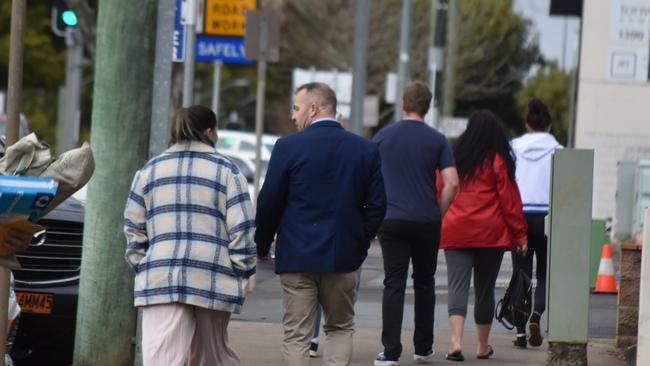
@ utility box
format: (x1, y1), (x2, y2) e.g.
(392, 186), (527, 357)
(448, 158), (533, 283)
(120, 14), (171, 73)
(614, 160), (650, 240)
(616, 161), (637, 239)
(546, 149), (593, 344)
(633, 160), (650, 236)
(616, 160), (650, 238)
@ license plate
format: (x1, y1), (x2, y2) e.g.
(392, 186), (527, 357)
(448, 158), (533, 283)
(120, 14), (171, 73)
(16, 292), (54, 314)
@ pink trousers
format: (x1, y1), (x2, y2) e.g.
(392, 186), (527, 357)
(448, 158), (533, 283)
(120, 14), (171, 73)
(141, 303), (240, 366)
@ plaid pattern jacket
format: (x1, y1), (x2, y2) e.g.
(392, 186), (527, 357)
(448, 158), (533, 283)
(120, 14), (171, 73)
(124, 141), (256, 313)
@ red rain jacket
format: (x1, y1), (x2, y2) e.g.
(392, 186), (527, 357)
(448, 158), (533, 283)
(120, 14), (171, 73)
(440, 154), (527, 250)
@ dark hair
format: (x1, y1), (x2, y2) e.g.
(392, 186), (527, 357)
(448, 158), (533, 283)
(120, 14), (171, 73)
(169, 105), (217, 147)
(525, 99), (551, 131)
(402, 81), (432, 117)
(454, 110), (516, 181)
(295, 82), (337, 115)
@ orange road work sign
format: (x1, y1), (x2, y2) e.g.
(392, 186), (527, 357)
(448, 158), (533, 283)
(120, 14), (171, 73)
(205, 0), (256, 36)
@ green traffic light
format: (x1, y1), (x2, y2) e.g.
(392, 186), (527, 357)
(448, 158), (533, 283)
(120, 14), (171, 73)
(61, 10), (78, 27)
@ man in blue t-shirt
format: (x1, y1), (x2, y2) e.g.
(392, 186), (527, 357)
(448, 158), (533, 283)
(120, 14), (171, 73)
(372, 81), (459, 366)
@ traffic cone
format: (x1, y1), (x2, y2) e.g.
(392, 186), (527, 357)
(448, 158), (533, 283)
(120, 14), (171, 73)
(594, 243), (617, 293)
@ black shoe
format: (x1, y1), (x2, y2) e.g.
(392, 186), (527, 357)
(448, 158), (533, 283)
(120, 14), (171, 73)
(445, 350), (464, 362)
(513, 335), (527, 349)
(476, 345), (494, 359)
(309, 342), (318, 358)
(528, 323), (543, 347)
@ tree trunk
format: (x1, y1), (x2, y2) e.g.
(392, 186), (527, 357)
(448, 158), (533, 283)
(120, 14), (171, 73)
(73, 0), (156, 364)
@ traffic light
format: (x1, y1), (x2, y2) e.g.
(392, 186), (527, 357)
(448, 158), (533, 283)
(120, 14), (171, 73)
(52, 0), (78, 35)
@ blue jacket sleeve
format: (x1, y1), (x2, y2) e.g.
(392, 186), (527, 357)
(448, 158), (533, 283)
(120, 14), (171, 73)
(363, 145), (386, 240)
(254, 139), (289, 256)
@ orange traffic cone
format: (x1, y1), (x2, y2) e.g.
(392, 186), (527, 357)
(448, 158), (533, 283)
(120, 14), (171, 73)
(594, 243), (617, 293)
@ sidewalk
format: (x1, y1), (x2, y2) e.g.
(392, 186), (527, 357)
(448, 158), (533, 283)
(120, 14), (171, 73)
(229, 321), (625, 366)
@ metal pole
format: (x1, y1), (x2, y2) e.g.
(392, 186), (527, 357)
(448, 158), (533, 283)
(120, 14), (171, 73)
(567, 68), (577, 148)
(212, 61), (223, 124)
(60, 29), (83, 153)
(350, 0), (369, 135)
(427, 63), (437, 128)
(6, 0), (26, 146)
(427, 0), (440, 128)
(562, 17), (568, 70)
(4, 1), (27, 363)
(182, 0), (197, 107)
(149, 0), (175, 158)
(393, 0), (412, 122)
(253, 14), (268, 199)
(442, 0), (458, 117)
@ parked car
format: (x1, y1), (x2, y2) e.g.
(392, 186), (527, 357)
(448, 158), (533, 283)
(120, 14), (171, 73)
(11, 198), (84, 366)
(220, 152), (268, 201)
(0, 134), (83, 365)
(216, 130), (278, 161)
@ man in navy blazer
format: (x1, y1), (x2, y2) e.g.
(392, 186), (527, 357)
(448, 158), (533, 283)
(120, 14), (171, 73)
(256, 82), (386, 366)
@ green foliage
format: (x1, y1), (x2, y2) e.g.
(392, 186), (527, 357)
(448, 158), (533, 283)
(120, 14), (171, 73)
(516, 63), (571, 145)
(452, 0), (540, 131)
(0, 1), (67, 147)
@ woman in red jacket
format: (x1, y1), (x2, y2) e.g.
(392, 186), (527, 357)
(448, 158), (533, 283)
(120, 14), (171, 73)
(442, 110), (528, 361)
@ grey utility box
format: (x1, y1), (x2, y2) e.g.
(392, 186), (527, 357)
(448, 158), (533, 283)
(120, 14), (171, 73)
(616, 161), (637, 238)
(615, 160), (650, 238)
(633, 160), (650, 235)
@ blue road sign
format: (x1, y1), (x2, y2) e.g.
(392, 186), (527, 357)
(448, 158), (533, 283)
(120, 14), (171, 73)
(195, 35), (253, 64)
(173, 0), (185, 62)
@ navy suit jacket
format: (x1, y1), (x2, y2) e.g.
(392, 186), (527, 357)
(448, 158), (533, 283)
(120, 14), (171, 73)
(255, 120), (386, 273)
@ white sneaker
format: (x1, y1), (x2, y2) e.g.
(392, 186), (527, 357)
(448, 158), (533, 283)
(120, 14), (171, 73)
(374, 352), (399, 366)
(413, 349), (435, 364)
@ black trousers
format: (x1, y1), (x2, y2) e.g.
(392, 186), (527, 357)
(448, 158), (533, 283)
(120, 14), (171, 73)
(515, 214), (547, 333)
(378, 219), (440, 359)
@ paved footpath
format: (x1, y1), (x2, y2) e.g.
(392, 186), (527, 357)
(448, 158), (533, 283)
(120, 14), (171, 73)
(230, 321), (625, 366)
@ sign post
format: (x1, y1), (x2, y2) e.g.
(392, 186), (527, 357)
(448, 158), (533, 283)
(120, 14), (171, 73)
(173, 0), (186, 62)
(200, 0), (256, 125)
(245, 10), (279, 199)
(181, 0), (198, 106)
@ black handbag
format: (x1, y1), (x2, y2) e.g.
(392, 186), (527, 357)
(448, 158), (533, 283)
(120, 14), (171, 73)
(495, 255), (532, 330)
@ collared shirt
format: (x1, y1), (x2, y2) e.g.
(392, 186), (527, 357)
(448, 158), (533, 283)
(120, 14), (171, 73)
(311, 117), (338, 125)
(124, 140), (256, 313)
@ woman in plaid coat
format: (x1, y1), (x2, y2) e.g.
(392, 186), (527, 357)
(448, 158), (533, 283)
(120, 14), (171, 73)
(124, 105), (256, 366)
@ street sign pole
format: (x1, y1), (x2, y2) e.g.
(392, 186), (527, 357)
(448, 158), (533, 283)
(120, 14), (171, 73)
(246, 9), (279, 199)
(212, 60), (223, 125)
(350, 0), (369, 136)
(253, 16), (268, 199)
(393, 0), (412, 122)
(181, 0), (197, 107)
(149, 0), (175, 158)
(59, 28), (83, 154)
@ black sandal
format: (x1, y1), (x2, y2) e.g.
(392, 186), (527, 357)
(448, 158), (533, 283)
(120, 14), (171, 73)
(446, 350), (464, 361)
(476, 345), (494, 359)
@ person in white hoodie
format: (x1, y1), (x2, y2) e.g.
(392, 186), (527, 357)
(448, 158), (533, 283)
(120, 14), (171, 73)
(510, 99), (562, 349)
